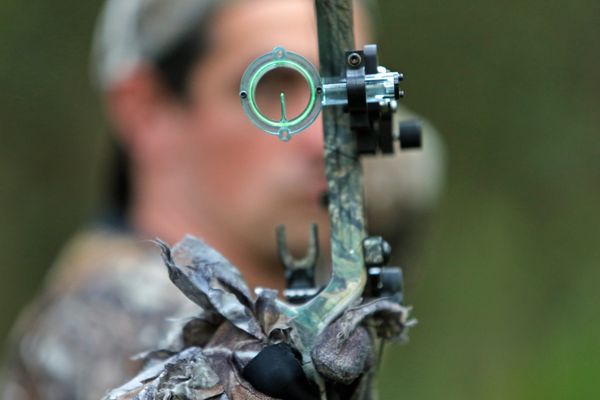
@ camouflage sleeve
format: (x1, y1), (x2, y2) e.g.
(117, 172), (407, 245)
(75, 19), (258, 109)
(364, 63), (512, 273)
(0, 231), (197, 400)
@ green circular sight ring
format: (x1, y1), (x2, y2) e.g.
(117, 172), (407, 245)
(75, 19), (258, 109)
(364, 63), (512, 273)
(240, 47), (323, 141)
(247, 61), (316, 128)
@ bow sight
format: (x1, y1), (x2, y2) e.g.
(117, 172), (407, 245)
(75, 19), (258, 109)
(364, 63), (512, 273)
(240, 42), (422, 303)
(240, 45), (422, 152)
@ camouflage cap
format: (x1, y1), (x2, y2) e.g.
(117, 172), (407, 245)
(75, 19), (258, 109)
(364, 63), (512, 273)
(92, 0), (215, 90)
(91, 0), (382, 90)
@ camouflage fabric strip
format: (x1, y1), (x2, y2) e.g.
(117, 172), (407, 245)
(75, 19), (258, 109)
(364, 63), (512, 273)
(158, 236), (265, 340)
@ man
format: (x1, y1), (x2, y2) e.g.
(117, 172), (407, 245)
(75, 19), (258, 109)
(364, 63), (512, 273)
(1, 0), (443, 398)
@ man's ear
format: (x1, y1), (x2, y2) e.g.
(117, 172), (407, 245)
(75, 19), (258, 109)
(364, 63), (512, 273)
(105, 66), (182, 163)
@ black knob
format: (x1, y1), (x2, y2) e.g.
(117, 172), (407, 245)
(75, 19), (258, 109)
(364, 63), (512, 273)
(363, 44), (379, 74)
(398, 120), (422, 150)
(366, 266), (404, 304)
(379, 267), (404, 303)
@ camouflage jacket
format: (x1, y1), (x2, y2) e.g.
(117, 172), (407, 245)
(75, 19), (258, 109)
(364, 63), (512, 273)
(0, 229), (197, 400)
(0, 230), (412, 400)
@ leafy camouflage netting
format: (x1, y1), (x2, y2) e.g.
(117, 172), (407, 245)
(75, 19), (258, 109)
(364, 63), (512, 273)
(103, 236), (414, 400)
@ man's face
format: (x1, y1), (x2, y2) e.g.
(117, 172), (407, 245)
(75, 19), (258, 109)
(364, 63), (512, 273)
(172, 0), (369, 259)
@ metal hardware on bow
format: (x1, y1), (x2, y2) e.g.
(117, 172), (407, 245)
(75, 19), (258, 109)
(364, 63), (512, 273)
(277, 224), (320, 304)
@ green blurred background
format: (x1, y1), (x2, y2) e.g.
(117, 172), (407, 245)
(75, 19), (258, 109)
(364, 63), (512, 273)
(1, 0), (598, 398)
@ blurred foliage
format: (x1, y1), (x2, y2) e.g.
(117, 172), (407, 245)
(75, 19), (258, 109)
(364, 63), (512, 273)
(377, 0), (600, 398)
(0, 0), (599, 398)
(0, 0), (108, 331)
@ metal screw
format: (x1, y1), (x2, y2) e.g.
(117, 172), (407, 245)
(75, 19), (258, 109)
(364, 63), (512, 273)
(347, 52), (362, 67)
(240, 91), (248, 99)
(278, 129), (290, 142)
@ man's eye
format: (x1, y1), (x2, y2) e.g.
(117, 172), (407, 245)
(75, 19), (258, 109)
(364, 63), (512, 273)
(254, 68), (311, 120)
